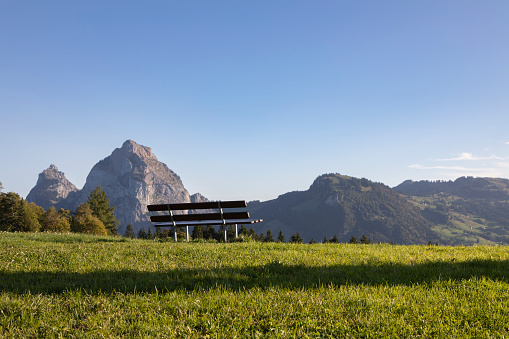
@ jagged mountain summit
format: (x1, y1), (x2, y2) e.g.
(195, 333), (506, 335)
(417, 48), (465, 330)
(248, 173), (434, 244)
(28, 140), (207, 234)
(26, 164), (78, 210)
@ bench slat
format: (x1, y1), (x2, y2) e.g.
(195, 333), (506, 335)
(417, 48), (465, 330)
(150, 211), (250, 223)
(154, 218), (263, 227)
(147, 200), (247, 212)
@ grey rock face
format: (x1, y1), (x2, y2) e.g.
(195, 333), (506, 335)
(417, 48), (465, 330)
(30, 140), (208, 235)
(26, 164), (78, 210)
(190, 193), (209, 203)
(71, 140), (193, 234)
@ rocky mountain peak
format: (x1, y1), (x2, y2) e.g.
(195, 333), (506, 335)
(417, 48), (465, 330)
(119, 139), (155, 161)
(26, 165), (78, 210)
(27, 140), (209, 235)
(55, 140), (202, 235)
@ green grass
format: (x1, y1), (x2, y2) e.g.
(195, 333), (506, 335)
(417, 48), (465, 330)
(1, 232), (509, 338)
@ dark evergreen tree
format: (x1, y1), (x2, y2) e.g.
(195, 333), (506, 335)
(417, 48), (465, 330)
(191, 225), (204, 239)
(147, 227), (153, 239)
(239, 225), (249, 236)
(309, 238), (317, 244)
(87, 186), (120, 235)
(259, 232), (266, 242)
(277, 230), (285, 243)
(330, 235), (339, 243)
(349, 236), (358, 244)
(124, 224), (136, 238)
(265, 229), (274, 242)
(290, 232), (303, 243)
(322, 236), (329, 243)
(248, 227), (259, 241)
(203, 225), (217, 240)
(137, 227), (147, 239)
(360, 234), (372, 244)
(155, 227), (163, 239)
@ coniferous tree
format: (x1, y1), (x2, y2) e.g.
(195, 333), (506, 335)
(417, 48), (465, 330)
(330, 235), (339, 243)
(124, 224), (136, 238)
(265, 229), (274, 242)
(137, 227), (147, 239)
(360, 234), (372, 244)
(191, 225), (204, 239)
(322, 236), (329, 243)
(203, 225), (217, 240)
(239, 225), (249, 236)
(147, 227), (153, 239)
(259, 232), (266, 242)
(309, 238), (317, 244)
(290, 232), (303, 243)
(248, 227), (259, 241)
(155, 227), (163, 239)
(277, 230), (285, 243)
(87, 186), (120, 235)
(349, 236), (358, 244)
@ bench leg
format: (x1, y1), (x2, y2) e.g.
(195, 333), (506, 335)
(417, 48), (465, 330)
(224, 229), (227, 243)
(235, 224), (238, 238)
(186, 226), (189, 242)
(174, 230), (177, 242)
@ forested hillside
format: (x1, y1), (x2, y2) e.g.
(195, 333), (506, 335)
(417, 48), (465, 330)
(395, 177), (509, 245)
(249, 174), (435, 244)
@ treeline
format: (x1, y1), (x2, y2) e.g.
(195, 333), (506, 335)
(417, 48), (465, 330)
(126, 222), (375, 245)
(0, 183), (119, 236)
(124, 224), (289, 243)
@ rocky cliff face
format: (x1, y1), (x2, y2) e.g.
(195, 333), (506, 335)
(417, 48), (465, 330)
(78, 140), (194, 234)
(30, 140), (206, 235)
(26, 164), (78, 210)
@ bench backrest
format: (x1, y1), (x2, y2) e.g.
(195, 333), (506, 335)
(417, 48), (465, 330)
(147, 200), (250, 224)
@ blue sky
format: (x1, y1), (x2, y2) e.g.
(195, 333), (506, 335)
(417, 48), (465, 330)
(1, 1), (509, 202)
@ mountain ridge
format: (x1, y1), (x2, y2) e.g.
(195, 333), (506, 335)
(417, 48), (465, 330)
(27, 140), (207, 234)
(248, 173), (435, 244)
(25, 141), (509, 244)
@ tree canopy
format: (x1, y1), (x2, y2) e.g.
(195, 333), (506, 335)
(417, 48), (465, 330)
(71, 203), (107, 235)
(87, 186), (120, 235)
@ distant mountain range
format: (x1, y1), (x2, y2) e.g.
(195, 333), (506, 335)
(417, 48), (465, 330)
(26, 140), (509, 245)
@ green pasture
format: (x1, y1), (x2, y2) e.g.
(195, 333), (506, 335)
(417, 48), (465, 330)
(1, 232), (508, 338)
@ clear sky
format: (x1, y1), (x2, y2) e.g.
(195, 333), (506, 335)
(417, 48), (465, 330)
(1, 1), (509, 202)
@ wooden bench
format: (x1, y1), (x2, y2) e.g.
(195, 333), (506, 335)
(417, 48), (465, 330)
(147, 200), (263, 242)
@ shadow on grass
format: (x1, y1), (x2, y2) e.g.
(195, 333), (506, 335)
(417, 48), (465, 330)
(1, 259), (508, 295)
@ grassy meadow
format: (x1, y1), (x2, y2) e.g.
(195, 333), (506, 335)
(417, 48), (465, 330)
(1, 232), (509, 338)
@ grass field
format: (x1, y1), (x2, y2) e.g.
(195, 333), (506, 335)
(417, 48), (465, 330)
(1, 232), (509, 338)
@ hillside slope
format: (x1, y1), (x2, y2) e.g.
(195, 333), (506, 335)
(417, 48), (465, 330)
(394, 177), (509, 245)
(249, 173), (434, 244)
